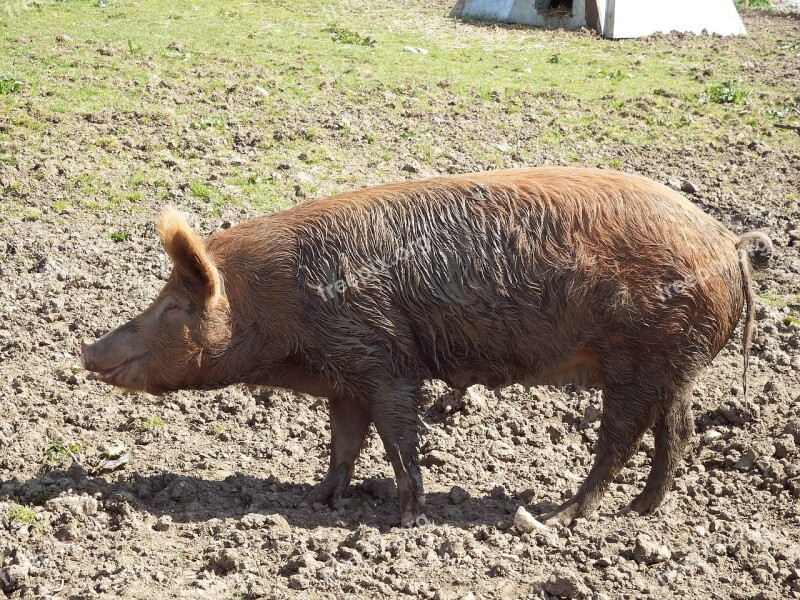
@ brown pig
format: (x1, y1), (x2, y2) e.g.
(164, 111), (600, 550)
(81, 167), (772, 527)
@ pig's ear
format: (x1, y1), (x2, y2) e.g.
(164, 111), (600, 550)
(157, 207), (221, 302)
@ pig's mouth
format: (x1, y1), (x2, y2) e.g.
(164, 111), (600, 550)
(94, 353), (149, 388)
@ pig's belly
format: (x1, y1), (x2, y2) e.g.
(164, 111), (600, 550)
(433, 348), (604, 391)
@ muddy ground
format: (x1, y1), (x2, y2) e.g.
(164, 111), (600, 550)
(1, 6), (800, 600)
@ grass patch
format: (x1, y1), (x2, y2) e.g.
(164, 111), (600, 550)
(0, 75), (22, 95)
(709, 81), (749, 105)
(133, 416), (165, 433)
(45, 441), (81, 465)
(109, 231), (131, 243)
(0, 0), (797, 220)
(188, 181), (212, 201)
(324, 23), (377, 47)
(8, 504), (37, 527)
(760, 291), (800, 309)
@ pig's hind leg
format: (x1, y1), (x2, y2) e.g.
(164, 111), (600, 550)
(543, 379), (659, 527)
(627, 383), (694, 515)
(301, 394), (371, 507)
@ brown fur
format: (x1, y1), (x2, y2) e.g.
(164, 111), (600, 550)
(82, 167), (771, 527)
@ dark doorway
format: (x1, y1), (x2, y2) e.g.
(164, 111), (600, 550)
(535, 0), (574, 14)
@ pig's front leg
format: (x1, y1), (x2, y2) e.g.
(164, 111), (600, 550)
(367, 384), (425, 528)
(301, 393), (371, 507)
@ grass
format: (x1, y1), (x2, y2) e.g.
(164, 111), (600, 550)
(8, 504), (37, 527)
(205, 423), (228, 438)
(109, 231), (131, 243)
(709, 81), (749, 104)
(0, 75), (22, 94)
(45, 441), (81, 465)
(0, 0), (797, 220)
(760, 292), (800, 309)
(324, 22), (378, 47)
(133, 416), (165, 433)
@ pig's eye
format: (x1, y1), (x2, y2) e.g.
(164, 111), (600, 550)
(163, 302), (182, 313)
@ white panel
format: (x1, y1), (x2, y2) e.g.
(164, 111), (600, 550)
(452, 0), (745, 38)
(606, 0), (746, 38)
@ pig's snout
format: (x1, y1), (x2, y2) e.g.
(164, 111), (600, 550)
(81, 339), (98, 371)
(79, 327), (150, 391)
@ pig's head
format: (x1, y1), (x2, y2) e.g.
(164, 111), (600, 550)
(82, 208), (231, 394)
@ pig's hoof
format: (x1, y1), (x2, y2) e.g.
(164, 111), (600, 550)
(400, 510), (429, 528)
(541, 504), (580, 528)
(626, 491), (664, 516)
(300, 485), (336, 508)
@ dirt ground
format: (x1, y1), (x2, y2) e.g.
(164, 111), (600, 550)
(1, 6), (800, 600)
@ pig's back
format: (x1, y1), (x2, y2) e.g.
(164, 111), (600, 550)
(285, 167), (743, 387)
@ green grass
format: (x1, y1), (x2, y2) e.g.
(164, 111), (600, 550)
(0, 0), (797, 221)
(709, 81), (749, 105)
(8, 504), (37, 527)
(324, 22), (378, 47)
(0, 75), (22, 94)
(109, 231), (131, 243)
(760, 292), (800, 309)
(45, 441), (81, 465)
(133, 416), (165, 432)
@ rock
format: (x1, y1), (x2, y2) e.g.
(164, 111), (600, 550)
(214, 548), (246, 573)
(490, 441), (516, 462)
(288, 574), (310, 590)
(633, 534), (672, 565)
(542, 567), (591, 598)
(420, 450), (453, 467)
(264, 513), (291, 531)
(547, 424), (566, 443)
(153, 515), (172, 531)
(514, 506), (545, 534)
(774, 434), (796, 459)
(579, 404), (602, 428)
(56, 523), (79, 542)
(449, 485), (471, 505)
(681, 180), (699, 194)
(461, 387), (488, 414)
(0, 550), (31, 593)
(0, 565), (28, 593)
(46, 494), (99, 517)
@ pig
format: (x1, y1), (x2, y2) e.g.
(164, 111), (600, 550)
(81, 167), (772, 527)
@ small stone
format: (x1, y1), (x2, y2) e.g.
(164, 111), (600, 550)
(681, 180), (699, 194)
(774, 435), (796, 459)
(633, 534), (672, 565)
(449, 485), (471, 505)
(543, 567), (591, 599)
(214, 548), (246, 573)
(420, 450), (452, 467)
(56, 523), (79, 541)
(514, 505), (545, 534)
(153, 515), (172, 531)
(288, 574), (310, 590)
(579, 404), (602, 428)
(490, 441), (516, 462)
(46, 495), (98, 517)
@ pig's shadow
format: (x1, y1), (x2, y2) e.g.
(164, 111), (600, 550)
(2, 464), (549, 531)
